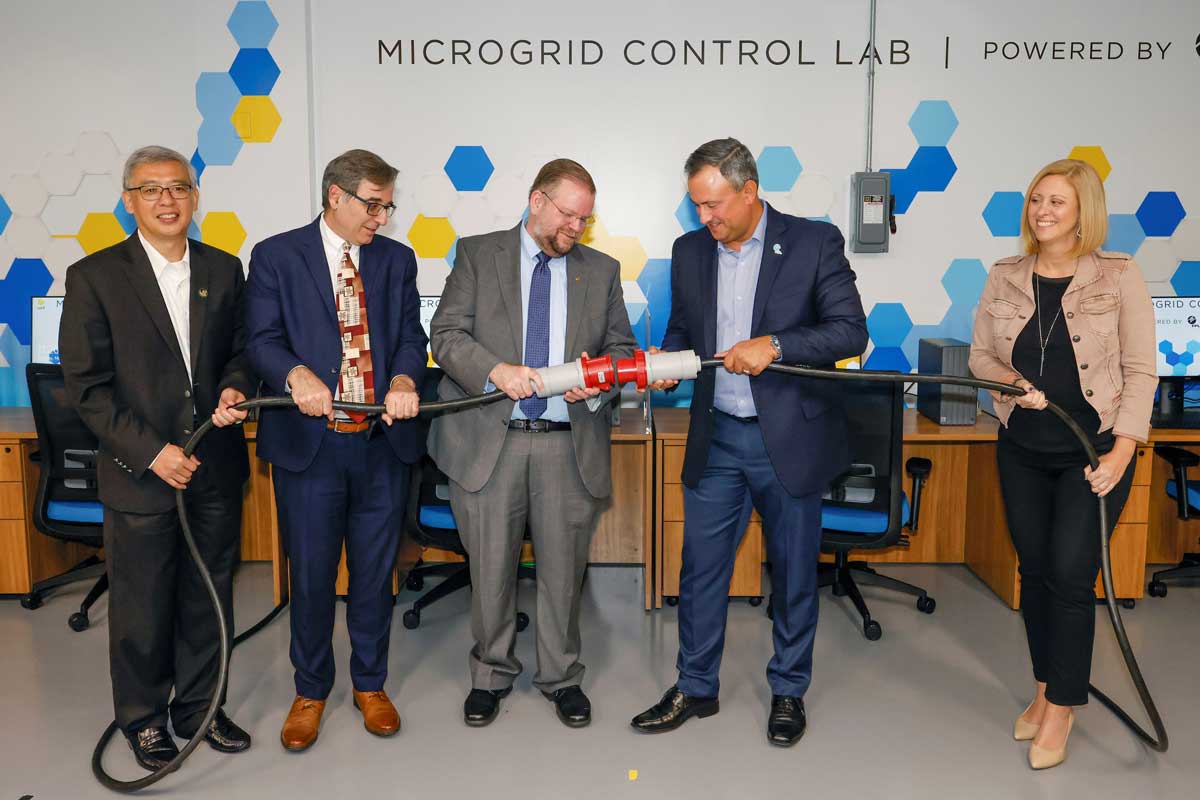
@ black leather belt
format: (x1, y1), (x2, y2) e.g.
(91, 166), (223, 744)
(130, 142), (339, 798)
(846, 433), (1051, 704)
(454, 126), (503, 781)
(507, 419), (571, 433)
(715, 409), (758, 424)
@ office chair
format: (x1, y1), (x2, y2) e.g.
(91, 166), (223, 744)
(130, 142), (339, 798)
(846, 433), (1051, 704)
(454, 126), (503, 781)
(1147, 445), (1200, 597)
(24, 363), (107, 632)
(400, 367), (534, 630)
(816, 377), (933, 641)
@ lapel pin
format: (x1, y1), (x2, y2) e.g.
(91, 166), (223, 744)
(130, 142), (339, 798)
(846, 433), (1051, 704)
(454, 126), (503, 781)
(773, 243), (782, 256)
(575, 276), (581, 282)
(198, 288), (208, 298)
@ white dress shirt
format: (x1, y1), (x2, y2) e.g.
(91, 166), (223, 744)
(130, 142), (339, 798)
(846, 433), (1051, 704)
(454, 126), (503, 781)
(138, 230), (192, 384)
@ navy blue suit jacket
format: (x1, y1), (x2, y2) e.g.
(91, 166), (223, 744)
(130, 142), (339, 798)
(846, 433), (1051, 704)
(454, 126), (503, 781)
(660, 204), (869, 497)
(245, 218), (428, 472)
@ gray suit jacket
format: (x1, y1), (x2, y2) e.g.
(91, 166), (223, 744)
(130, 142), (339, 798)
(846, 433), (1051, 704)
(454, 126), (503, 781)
(428, 224), (637, 498)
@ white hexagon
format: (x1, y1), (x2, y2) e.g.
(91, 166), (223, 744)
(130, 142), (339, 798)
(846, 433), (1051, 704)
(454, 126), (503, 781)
(1134, 238), (1178, 284)
(0, 239), (14, 274)
(1145, 280), (1174, 298)
(38, 152), (84, 195)
(484, 172), (530, 222)
(41, 195), (89, 235)
(42, 236), (86, 279)
(788, 174), (836, 217)
(760, 191), (796, 216)
(414, 172), (457, 217)
(416, 257), (451, 295)
(4, 217), (51, 257)
(73, 131), (121, 174)
(449, 193), (498, 238)
(2, 174), (49, 216)
(76, 173), (124, 209)
(40, 174), (124, 234)
(1170, 218), (1200, 261)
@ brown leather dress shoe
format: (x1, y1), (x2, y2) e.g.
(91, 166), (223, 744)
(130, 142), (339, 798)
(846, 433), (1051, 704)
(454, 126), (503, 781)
(281, 696), (326, 751)
(353, 689), (401, 737)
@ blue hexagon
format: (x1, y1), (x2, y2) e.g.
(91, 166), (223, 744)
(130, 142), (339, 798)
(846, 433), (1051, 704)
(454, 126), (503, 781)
(864, 346), (911, 373)
(0, 258), (54, 344)
(227, 1), (278, 48)
(906, 146), (957, 192)
(756, 146), (803, 192)
(1166, 351), (1180, 366)
(190, 148), (206, 182)
(908, 100), (959, 147)
(188, 219), (201, 241)
(885, 168), (919, 215)
(1160, 340), (1175, 355)
(675, 193), (703, 232)
(637, 258), (672, 351)
(1103, 213), (1145, 256)
(197, 118), (244, 167)
(195, 71), (241, 120)
(1188, 340), (1200, 354)
(1180, 351), (1195, 366)
(229, 49), (280, 96)
(0, 193), (11, 236)
(866, 302), (913, 348)
(443, 146), (494, 192)
(941, 259), (987, 305)
(1136, 192), (1186, 238)
(1170, 261), (1200, 296)
(113, 198), (136, 235)
(982, 191), (1024, 237)
(446, 237), (458, 268)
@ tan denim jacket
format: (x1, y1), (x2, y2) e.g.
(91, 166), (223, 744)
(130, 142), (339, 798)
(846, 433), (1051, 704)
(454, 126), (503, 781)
(969, 250), (1156, 443)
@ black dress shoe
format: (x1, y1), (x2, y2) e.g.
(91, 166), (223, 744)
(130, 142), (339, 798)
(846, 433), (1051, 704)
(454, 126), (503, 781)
(542, 685), (591, 728)
(768, 695), (806, 746)
(463, 687), (512, 727)
(126, 726), (180, 772)
(630, 686), (719, 733)
(175, 709), (252, 753)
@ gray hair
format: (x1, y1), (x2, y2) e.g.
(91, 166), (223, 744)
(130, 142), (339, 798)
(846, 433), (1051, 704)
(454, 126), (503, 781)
(684, 138), (758, 191)
(122, 145), (197, 188)
(321, 149), (398, 210)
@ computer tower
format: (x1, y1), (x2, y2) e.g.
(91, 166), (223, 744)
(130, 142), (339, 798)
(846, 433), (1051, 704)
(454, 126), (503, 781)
(917, 338), (976, 425)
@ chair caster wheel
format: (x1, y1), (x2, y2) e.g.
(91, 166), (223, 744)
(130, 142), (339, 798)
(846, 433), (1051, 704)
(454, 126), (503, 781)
(863, 620), (883, 641)
(748, 596), (763, 607)
(1148, 581), (1167, 598)
(1122, 599), (1135, 610)
(20, 592), (42, 610)
(917, 596), (936, 614)
(68, 612), (90, 632)
(664, 596), (678, 607)
(402, 609), (420, 629)
(516, 612), (530, 632)
(405, 573), (424, 591)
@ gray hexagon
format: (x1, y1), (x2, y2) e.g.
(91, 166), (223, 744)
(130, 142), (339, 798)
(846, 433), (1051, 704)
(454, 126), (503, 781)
(42, 236), (85, 280)
(414, 172), (457, 217)
(449, 193), (498, 238)
(1135, 238), (1178, 284)
(788, 174), (835, 217)
(416, 257), (451, 295)
(3, 174), (49, 216)
(73, 131), (121, 175)
(484, 172), (529, 221)
(4, 216), (51, 257)
(38, 153), (84, 196)
(1170, 218), (1200, 262)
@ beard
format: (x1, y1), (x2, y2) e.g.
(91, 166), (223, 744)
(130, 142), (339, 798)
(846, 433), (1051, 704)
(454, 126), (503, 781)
(538, 227), (578, 258)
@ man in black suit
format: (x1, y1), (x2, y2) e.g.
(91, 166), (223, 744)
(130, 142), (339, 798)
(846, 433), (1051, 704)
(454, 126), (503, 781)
(60, 145), (256, 771)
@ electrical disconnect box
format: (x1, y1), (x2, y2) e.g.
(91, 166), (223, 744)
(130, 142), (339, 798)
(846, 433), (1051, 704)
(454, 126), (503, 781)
(848, 171), (891, 253)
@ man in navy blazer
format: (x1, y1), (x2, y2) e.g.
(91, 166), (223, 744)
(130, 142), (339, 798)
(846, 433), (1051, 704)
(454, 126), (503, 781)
(631, 138), (868, 746)
(245, 150), (427, 751)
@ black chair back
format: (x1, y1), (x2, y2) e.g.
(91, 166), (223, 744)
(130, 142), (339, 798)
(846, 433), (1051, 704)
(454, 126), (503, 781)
(25, 363), (104, 545)
(403, 367), (466, 554)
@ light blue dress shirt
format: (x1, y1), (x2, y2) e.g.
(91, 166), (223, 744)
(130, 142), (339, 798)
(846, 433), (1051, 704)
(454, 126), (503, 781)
(713, 205), (768, 418)
(511, 224), (570, 421)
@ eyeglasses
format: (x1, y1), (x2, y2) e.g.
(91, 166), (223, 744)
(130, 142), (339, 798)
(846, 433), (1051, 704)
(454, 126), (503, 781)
(539, 191), (594, 227)
(124, 183), (194, 201)
(340, 187), (397, 219)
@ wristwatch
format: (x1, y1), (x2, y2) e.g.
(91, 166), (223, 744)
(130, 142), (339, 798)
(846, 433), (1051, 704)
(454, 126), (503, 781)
(768, 334), (783, 362)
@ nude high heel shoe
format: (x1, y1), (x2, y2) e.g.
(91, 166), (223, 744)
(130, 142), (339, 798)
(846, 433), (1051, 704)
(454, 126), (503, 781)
(1014, 701), (1040, 741)
(1029, 709), (1074, 770)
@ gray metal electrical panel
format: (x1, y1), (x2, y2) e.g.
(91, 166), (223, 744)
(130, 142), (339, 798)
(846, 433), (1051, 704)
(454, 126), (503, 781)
(848, 171), (890, 253)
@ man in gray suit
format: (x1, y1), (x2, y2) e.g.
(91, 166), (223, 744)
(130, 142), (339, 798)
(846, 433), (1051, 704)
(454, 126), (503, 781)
(429, 159), (636, 728)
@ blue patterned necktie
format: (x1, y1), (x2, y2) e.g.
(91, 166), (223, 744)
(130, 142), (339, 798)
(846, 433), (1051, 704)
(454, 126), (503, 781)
(520, 251), (551, 420)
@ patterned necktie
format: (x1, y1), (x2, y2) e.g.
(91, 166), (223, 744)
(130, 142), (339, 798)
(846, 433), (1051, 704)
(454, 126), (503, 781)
(520, 251), (551, 420)
(336, 242), (374, 422)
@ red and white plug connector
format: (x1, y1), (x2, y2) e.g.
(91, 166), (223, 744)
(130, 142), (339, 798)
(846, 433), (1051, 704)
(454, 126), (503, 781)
(532, 349), (702, 397)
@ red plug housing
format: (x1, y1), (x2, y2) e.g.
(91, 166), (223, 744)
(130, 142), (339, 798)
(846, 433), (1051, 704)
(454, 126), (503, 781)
(580, 353), (617, 391)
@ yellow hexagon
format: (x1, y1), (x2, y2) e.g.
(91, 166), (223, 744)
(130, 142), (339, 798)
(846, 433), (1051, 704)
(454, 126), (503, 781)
(579, 216), (608, 248)
(231, 96), (282, 143)
(202, 211), (247, 255)
(591, 235), (648, 280)
(1068, 146), (1111, 182)
(407, 215), (457, 258)
(75, 212), (127, 254)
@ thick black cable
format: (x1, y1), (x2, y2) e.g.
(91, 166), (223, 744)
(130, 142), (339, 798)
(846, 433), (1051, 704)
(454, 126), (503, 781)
(93, 367), (1165, 791)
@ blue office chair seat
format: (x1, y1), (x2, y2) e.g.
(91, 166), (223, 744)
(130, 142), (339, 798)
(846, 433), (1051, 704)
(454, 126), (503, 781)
(822, 495), (910, 535)
(1164, 479), (1200, 512)
(47, 500), (104, 524)
(419, 505), (456, 530)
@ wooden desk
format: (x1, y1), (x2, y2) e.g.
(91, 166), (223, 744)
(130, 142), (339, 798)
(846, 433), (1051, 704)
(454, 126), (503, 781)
(651, 406), (1176, 610)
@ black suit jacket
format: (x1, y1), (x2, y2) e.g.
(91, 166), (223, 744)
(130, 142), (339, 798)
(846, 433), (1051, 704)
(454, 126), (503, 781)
(661, 204), (869, 497)
(60, 234), (255, 513)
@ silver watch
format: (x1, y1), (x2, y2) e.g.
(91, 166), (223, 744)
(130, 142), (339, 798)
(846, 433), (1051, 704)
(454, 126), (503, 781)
(768, 334), (783, 362)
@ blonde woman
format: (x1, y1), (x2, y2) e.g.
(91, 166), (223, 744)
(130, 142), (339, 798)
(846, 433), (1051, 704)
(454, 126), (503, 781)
(969, 159), (1155, 769)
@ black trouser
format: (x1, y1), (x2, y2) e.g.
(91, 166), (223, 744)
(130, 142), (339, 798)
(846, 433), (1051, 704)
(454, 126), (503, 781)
(996, 435), (1134, 706)
(103, 481), (242, 736)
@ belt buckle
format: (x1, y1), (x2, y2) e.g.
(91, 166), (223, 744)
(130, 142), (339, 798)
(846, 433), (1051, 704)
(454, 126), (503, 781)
(528, 419), (550, 433)
(331, 418), (359, 433)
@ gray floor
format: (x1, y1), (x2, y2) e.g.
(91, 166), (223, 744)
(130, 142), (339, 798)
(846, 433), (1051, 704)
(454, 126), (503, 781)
(1, 563), (1196, 799)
